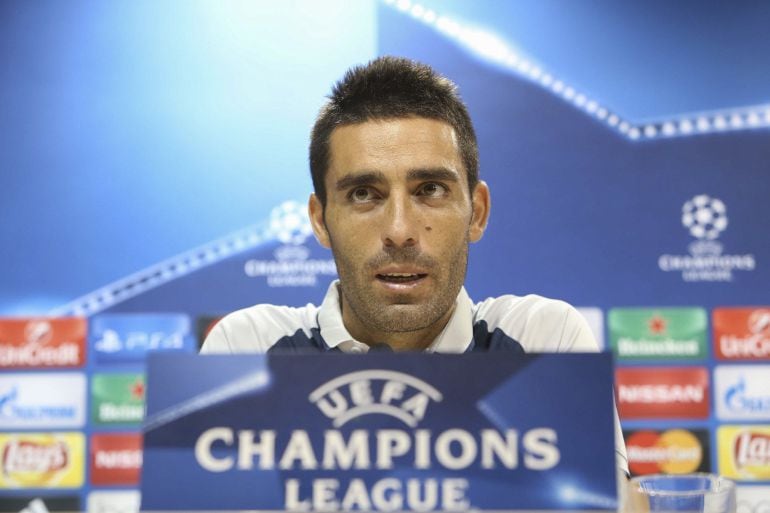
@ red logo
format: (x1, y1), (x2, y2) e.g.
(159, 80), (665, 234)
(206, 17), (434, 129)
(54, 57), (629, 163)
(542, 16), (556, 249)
(0, 318), (86, 368)
(2, 439), (69, 473)
(615, 367), (709, 419)
(90, 433), (142, 485)
(733, 431), (770, 469)
(648, 315), (667, 335)
(714, 308), (770, 360)
(625, 429), (707, 476)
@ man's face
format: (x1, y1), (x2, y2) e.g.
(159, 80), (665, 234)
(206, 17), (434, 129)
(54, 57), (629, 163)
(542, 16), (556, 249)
(309, 117), (489, 342)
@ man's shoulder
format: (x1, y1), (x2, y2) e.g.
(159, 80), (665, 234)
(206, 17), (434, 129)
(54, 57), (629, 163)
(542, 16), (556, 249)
(200, 302), (320, 353)
(472, 293), (597, 352)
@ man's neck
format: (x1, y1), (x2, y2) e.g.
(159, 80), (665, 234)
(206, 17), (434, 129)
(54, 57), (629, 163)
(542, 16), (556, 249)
(341, 301), (456, 352)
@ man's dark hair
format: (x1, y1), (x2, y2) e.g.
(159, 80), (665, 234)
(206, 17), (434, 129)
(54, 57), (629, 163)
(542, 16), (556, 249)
(309, 56), (479, 206)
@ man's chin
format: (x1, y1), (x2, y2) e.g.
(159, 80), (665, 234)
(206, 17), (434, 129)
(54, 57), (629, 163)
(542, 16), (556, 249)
(371, 304), (440, 333)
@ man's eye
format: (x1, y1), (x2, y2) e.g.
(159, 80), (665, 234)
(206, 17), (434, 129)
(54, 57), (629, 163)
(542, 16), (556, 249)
(418, 182), (448, 197)
(349, 187), (375, 202)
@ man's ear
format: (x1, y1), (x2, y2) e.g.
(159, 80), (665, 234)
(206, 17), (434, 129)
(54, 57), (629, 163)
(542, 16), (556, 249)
(308, 193), (331, 248)
(469, 180), (491, 243)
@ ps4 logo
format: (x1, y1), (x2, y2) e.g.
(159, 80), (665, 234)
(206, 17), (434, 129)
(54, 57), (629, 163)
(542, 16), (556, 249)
(94, 329), (185, 354)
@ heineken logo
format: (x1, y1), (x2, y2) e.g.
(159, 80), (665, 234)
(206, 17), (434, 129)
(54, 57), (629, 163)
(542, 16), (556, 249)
(91, 373), (146, 425)
(609, 308), (707, 360)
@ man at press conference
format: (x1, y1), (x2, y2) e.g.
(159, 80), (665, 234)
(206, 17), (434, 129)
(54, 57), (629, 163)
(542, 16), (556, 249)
(200, 55), (629, 487)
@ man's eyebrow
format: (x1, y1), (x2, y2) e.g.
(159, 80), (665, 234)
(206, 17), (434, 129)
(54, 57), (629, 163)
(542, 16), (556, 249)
(407, 167), (460, 182)
(335, 171), (386, 191)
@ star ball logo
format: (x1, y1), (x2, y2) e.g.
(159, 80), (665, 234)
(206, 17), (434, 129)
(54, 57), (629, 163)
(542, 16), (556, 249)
(193, 370), (562, 512)
(658, 194), (756, 282)
(244, 201), (337, 287)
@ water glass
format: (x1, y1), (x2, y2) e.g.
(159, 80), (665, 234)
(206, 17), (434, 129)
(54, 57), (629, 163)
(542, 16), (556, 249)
(623, 473), (736, 513)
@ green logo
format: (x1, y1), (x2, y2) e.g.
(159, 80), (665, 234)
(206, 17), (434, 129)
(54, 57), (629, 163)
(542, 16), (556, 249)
(608, 308), (707, 360)
(91, 373), (145, 425)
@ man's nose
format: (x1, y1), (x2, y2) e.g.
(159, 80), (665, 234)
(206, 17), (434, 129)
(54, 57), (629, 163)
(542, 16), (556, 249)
(381, 194), (419, 248)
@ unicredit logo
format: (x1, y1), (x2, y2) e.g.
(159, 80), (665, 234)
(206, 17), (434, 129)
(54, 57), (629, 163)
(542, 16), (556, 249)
(749, 310), (770, 335)
(714, 308), (770, 360)
(0, 319), (85, 368)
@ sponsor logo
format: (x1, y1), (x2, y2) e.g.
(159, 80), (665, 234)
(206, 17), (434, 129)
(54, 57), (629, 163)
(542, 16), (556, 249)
(0, 373), (86, 429)
(91, 373), (145, 425)
(608, 308), (707, 360)
(718, 426), (770, 480)
(714, 308), (770, 360)
(715, 366), (770, 421)
(624, 429), (708, 476)
(658, 194), (756, 282)
(193, 370), (562, 511)
(615, 367), (709, 419)
(0, 433), (84, 488)
(736, 485), (770, 513)
(244, 201), (337, 287)
(0, 318), (86, 368)
(89, 313), (193, 362)
(0, 496), (81, 512)
(87, 490), (141, 513)
(90, 433), (143, 486)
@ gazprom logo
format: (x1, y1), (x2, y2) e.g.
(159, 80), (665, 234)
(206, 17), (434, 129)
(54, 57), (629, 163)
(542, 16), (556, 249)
(309, 370), (443, 428)
(716, 366), (770, 421)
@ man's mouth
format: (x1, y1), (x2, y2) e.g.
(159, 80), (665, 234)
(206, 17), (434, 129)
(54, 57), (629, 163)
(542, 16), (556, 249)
(376, 272), (428, 284)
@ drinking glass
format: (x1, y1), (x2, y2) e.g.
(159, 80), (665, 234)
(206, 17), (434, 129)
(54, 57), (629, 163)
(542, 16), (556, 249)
(623, 473), (736, 513)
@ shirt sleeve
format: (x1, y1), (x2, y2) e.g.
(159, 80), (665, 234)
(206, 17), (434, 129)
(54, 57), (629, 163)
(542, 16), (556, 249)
(557, 305), (600, 352)
(199, 321), (232, 354)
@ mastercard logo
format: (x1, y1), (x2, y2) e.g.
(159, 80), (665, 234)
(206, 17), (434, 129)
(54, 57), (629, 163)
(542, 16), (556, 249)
(626, 429), (705, 475)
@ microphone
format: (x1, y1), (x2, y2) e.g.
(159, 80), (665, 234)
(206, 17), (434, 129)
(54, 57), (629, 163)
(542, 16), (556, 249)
(368, 342), (393, 352)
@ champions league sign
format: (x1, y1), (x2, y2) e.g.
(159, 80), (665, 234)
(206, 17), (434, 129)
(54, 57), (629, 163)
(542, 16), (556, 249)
(141, 353), (618, 511)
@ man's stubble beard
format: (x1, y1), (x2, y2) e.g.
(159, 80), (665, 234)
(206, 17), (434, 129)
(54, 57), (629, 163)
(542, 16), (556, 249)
(332, 235), (470, 334)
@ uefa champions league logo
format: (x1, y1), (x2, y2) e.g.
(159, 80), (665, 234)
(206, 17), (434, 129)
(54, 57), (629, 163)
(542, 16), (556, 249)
(681, 194), (728, 241)
(267, 201), (314, 245)
(658, 194), (755, 282)
(243, 200), (337, 287)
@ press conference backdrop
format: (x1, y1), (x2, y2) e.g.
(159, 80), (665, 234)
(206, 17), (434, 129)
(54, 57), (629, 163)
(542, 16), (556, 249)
(1, 0), (769, 511)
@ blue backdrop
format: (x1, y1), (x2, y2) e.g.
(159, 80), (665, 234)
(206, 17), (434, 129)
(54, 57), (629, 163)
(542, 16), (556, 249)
(1, 1), (768, 511)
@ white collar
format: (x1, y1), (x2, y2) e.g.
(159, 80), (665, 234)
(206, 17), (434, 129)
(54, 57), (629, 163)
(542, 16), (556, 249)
(317, 280), (473, 353)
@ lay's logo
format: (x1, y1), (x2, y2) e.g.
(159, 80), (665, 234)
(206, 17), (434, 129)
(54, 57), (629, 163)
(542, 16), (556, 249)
(0, 433), (84, 488)
(718, 426), (770, 480)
